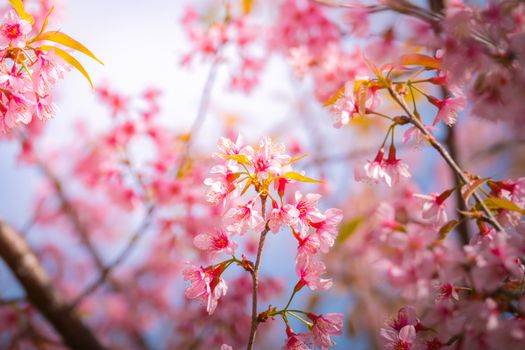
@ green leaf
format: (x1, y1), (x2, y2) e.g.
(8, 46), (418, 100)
(224, 154), (252, 166)
(336, 217), (364, 244)
(40, 46), (94, 88)
(484, 197), (525, 215)
(400, 54), (440, 70)
(9, 0), (34, 25)
(283, 171), (324, 184)
(31, 31), (103, 65)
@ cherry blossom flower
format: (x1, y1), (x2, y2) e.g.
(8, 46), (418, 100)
(214, 135), (250, 159)
(383, 146), (411, 187)
(308, 313), (344, 350)
(428, 95), (466, 126)
(204, 163), (239, 205)
(224, 199), (264, 234)
(193, 229), (237, 255)
(282, 327), (312, 350)
(295, 255), (332, 291)
(309, 208), (343, 253)
(328, 82), (359, 128)
(249, 136), (291, 177)
(296, 231), (321, 261)
(269, 203), (299, 233)
(183, 264), (228, 315)
(355, 148), (387, 185)
(32, 50), (69, 95)
(294, 191), (325, 228)
(414, 192), (449, 226)
(381, 325), (416, 350)
(436, 282), (460, 302)
(0, 10), (31, 48)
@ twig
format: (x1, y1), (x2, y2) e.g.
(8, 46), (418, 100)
(177, 54), (221, 176)
(246, 196), (269, 350)
(387, 87), (504, 232)
(69, 204), (156, 308)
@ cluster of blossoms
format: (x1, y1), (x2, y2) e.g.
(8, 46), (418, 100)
(184, 135), (344, 349)
(374, 180), (525, 349)
(181, 4), (265, 93)
(0, 0), (100, 133)
(313, 2), (525, 349)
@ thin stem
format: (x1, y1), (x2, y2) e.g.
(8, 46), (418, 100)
(246, 196), (269, 350)
(387, 88), (504, 232)
(69, 204), (156, 308)
(177, 53), (221, 177)
(369, 111), (394, 121)
(283, 289), (298, 311)
(287, 311), (312, 327)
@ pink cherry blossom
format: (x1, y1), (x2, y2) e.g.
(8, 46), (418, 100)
(0, 10), (31, 48)
(383, 146), (411, 187)
(381, 325), (416, 350)
(295, 254), (332, 291)
(269, 203), (299, 233)
(32, 50), (69, 95)
(414, 192), (448, 227)
(428, 95), (466, 126)
(193, 229), (237, 255)
(249, 136), (291, 177)
(309, 313), (343, 350)
(309, 208), (343, 253)
(224, 199), (264, 234)
(355, 148), (387, 185)
(183, 264), (228, 315)
(282, 327), (312, 350)
(294, 191), (325, 227)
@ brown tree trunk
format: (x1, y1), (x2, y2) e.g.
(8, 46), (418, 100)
(0, 219), (106, 350)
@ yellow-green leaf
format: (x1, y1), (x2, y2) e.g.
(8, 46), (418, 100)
(364, 57), (389, 87)
(484, 197), (525, 215)
(438, 219), (459, 240)
(323, 86), (345, 107)
(286, 154), (308, 165)
(240, 178), (252, 196)
(461, 178), (488, 203)
(40, 46), (94, 88)
(224, 154), (252, 166)
(242, 0), (255, 14)
(283, 171), (324, 184)
(336, 217), (364, 244)
(35, 6), (54, 39)
(355, 81), (369, 116)
(9, 0), (34, 25)
(31, 31), (103, 65)
(400, 54), (440, 70)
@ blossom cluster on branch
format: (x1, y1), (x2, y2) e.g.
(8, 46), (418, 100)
(185, 135), (344, 349)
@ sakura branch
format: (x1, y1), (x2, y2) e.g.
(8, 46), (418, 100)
(0, 219), (106, 350)
(0, 0), (101, 133)
(184, 135), (344, 349)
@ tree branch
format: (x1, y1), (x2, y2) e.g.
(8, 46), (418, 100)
(247, 196), (269, 350)
(0, 219), (106, 350)
(387, 88), (504, 232)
